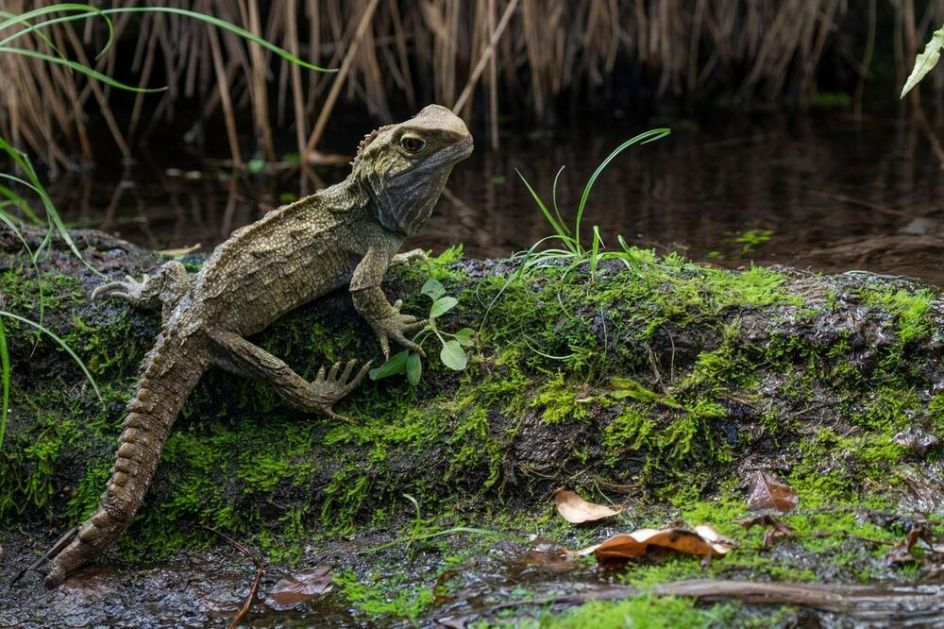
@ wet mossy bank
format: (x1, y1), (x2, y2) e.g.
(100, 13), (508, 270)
(2, 227), (943, 626)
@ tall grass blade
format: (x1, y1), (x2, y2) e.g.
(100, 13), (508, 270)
(550, 165), (570, 240)
(0, 317), (8, 449)
(515, 168), (576, 252)
(574, 128), (671, 248)
(0, 137), (103, 276)
(0, 4), (115, 58)
(0, 47), (164, 93)
(99, 7), (336, 73)
(0, 310), (101, 403)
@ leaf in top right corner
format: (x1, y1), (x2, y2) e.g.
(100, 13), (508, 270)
(746, 472), (798, 513)
(901, 27), (944, 98)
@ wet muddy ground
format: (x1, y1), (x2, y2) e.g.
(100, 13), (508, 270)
(5, 527), (944, 627)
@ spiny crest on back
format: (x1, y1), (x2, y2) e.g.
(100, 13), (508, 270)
(352, 123), (396, 166)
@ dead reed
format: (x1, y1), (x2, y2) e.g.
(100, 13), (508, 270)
(0, 0), (941, 170)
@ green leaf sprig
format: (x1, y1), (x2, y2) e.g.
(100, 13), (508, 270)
(369, 278), (473, 385)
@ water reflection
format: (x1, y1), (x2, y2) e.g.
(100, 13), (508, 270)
(51, 112), (944, 285)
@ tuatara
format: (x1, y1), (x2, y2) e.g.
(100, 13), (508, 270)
(38, 105), (472, 586)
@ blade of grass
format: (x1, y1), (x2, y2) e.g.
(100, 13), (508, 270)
(574, 128), (671, 248)
(515, 168), (577, 252)
(550, 165), (570, 241)
(0, 310), (101, 403)
(0, 6), (115, 59)
(0, 47), (165, 93)
(0, 317), (8, 449)
(0, 137), (103, 276)
(99, 7), (335, 73)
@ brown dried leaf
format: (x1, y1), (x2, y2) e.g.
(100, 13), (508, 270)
(574, 525), (737, 561)
(264, 565), (333, 611)
(738, 514), (796, 550)
(886, 524), (938, 566)
(747, 472), (798, 513)
(554, 489), (621, 524)
(513, 542), (579, 574)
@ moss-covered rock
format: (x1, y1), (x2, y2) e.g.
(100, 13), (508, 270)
(1, 227), (942, 625)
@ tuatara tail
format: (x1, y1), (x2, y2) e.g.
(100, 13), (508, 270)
(42, 330), (209, 587)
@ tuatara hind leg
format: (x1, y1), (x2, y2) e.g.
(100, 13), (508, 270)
(210, 330), (371, 420)
(92, 260), (190, 324)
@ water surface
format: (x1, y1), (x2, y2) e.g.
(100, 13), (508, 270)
(51, 112), (944, 285)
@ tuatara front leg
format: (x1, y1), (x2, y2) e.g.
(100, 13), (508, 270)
(350, 245), (427, 358)
(93, 260), (190, 324)
(211, 330), (370, 420)
(389, 248), (427, 267)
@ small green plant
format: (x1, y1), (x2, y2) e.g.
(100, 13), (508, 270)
(369, 277), (474, 385)
(514, 128), (671, 274)
(732, 228), (774, 254)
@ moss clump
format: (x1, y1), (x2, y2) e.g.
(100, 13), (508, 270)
(526, 595), (740, 628)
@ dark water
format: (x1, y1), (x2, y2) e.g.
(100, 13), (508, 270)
(51, 112), (944, 285)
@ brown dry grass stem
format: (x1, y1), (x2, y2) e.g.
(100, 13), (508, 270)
(0, 0), (938, 169)
(199, 525), (265, 629)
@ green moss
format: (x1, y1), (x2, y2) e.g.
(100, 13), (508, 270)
(531, 372), (590, 424)
(333, 568), (435, 621)
(523, 595), (737, 629)
(860, 287), (933, 346)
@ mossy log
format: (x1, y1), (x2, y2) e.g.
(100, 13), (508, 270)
(1, 226), (942, 564)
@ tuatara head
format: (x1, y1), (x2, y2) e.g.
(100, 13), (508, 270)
(353, 104), (473, 236)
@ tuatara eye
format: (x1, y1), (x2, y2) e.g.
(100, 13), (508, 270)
(400, 135), (426, 153)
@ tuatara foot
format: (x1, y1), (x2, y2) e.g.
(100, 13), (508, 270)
(310, 359), (373, 421)
(390, 248), (428, 267)
(91, 274), (152, 304)
(369, 307), (427, 359)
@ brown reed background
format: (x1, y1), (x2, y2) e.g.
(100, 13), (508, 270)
(2, 0), (943, 172)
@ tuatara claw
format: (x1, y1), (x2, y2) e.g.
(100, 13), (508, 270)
(310, 359), (372, 420)
(372, 313), (427, 359)
(91, 274), (149, 303)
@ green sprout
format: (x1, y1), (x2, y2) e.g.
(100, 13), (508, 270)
(369, 278), (473, 385)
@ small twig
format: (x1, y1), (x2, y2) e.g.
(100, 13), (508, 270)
(200, 526), (264, 629)
(359, 526), (519, 555)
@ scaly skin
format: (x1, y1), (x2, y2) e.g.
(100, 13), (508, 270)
(40, 105), (472, 586)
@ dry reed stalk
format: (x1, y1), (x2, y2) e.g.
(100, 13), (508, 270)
(487, 0), (499, 151)
(304, 0), (382, 154)
(453, 0), (519, 114)
(206, 14), (243, 167)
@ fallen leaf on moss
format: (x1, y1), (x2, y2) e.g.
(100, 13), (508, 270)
(746, 472), (797, 513)
(887, 523), (944, 569)
(554, 489), (621, 524)
(738, 514), (796, 550)
(264, 565), (333, 611)
(573, 525), (737, 561)
(513, 542), (579, 574)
